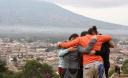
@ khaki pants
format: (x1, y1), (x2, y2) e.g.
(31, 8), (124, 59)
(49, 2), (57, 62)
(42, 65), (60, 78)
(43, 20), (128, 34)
(83, 61), (106, 78)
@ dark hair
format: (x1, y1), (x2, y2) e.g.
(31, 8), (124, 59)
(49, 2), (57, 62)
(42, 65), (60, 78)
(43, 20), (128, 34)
(87, 28), (93, 35)
(87, 26), (98, 35)
(81, 31), (87, 36)
(69, 33), (79, 40)
(92, 26), (98, 34)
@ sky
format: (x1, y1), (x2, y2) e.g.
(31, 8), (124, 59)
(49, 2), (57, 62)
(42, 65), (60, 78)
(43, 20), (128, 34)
(41, 0), (128, 26)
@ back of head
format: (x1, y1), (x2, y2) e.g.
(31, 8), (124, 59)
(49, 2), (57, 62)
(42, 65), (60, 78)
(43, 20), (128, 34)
(69, 33), (79, 40)
(92, 26), (97, 31)
(81, 31), (87, 36)
(87, 26), (98, 35)
(87, 28), (93, 35)
(92, 26), (98, 34)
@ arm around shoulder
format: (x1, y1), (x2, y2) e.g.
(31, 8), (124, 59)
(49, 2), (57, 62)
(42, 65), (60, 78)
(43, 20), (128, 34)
(58, 49), (68, 57)
(59, 37), (80, 48)
(100, 35), (112, 42)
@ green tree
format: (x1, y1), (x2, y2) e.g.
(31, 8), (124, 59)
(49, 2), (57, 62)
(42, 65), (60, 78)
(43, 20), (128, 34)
(122, 59), (128, 74)
(0, 59), (7, 73)
(108, 68), (115, 77)
(0, 59), (7, 78)
(0, 59), (59, 78)
(23, 60), (58, 78)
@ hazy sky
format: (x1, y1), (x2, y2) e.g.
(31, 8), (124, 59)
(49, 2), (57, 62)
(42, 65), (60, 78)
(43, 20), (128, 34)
(41, 0), (128, 26)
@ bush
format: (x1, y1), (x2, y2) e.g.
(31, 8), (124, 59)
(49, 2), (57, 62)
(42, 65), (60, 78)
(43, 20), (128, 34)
(122, 59), (128, 74)
(109, 68), (115, 77)
(0, 59), (59, 78)
(22, 60), (59, 78)
(0, 59), (7, 73)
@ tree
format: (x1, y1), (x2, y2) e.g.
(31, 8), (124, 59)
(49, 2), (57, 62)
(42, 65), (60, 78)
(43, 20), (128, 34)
(23, 60), (59, 78)
(0, 59), (7, 78)
(122, 59), (128, 74)
(0, 59), (7, 73)
(0, 59), (59, 78)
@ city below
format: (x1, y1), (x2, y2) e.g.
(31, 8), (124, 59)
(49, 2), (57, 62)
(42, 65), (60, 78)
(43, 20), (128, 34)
(0, 38), (128, 72)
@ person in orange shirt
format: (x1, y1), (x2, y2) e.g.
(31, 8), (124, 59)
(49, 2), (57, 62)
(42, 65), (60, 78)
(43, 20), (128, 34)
(58, 27), (112, 78)
(90, 26), (114, 78)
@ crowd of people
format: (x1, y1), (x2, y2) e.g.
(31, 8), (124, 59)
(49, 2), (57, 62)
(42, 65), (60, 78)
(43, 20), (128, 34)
(57, 26), (114, 78)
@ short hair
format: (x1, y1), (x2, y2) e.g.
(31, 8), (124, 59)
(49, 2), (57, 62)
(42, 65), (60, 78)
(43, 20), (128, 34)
(87, 26), (98, 35)
(92, 26), (98, 34)
(81, 31), (87, 36)
(87, 28), (93, 35)
(69, 33), (79, 40)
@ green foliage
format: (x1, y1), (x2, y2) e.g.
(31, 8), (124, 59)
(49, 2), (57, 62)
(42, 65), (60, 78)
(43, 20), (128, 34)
(2, 71), (16, 78)
(0, 59), (7, 72)
(23, 60), (59, 78)
(108, 68), (115, 77)
(122, 59), (128, 74)
(0, 59), (59, 78)
(0, 58), (19, 78)
(23, 60), (44, 78)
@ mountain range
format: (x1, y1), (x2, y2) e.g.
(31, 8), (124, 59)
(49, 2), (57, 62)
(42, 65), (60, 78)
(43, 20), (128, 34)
(0, 0), (128, 39)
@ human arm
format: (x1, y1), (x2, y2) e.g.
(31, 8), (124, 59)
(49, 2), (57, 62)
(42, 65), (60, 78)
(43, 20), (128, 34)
(58, 37), (80, 48)
(58, 47), (77, 57)
(78, 38), (97, 54)
(58, 49), (68, 57)
(99, 35), (112, 42)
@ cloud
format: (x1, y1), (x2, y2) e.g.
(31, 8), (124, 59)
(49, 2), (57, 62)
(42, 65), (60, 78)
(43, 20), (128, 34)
(62, 5), (128, 26)
(38, 0), (128, 25)
(43, 0), (128, 8)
